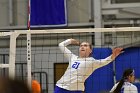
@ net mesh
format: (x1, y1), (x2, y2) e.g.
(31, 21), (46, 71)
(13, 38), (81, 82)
(0, 27), (140, 93)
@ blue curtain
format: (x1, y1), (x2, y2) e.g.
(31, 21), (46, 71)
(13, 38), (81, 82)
(115, 47), (140, 81)
(85, 48), (114, 93)
(30, 0), (67, 27)
(115, 47), (140, 93)
(85, 47), (140, 93)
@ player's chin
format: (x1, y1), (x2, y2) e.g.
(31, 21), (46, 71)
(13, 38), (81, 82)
(80, 51), (86, 54)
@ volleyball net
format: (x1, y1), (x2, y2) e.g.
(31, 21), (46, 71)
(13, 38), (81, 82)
(0, 27), (140, 93)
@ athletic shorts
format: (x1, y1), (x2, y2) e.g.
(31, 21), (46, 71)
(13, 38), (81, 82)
(54, 86), (83, 93)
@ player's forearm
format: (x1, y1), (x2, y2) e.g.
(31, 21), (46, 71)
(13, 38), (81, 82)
(99, 48), (123, 66)
(59, 39), (71, 47)
(94, 56), (113, 69)
(100, 56), (113, 65)
(111, 54), (116, 60)
(59, 39), (73, 59)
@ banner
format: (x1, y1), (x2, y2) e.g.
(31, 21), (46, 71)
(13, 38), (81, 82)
(30, 0), (67, 27)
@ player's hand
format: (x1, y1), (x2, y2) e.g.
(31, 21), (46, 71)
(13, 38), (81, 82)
(111, 48), (123, 60)
(70, 39), (80, 45)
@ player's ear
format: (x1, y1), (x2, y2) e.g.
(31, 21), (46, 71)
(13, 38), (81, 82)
(89, 49), (92, 54)
(90, 49), (92, 52)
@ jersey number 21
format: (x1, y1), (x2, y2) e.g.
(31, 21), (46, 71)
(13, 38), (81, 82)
(72, 62), (80, 69)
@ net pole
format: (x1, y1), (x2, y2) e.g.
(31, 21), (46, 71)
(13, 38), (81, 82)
(27, 0), (32, 87)
(9, 32), (19, 78)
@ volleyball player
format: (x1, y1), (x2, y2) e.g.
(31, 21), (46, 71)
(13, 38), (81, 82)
(110, 68), (138, 93)
(54, 39), (123, 93)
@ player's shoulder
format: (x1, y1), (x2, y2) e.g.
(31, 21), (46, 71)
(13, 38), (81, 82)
(130, 83), (137, 89)
(72, 54), (78, 59)
(124, 82), (137, 90)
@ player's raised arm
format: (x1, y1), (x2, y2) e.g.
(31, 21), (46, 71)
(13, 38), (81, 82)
(93, 48), (123, 68)
(59, 39), (79, 60)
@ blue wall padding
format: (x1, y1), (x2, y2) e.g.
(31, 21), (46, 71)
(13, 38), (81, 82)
(115, 47), (140, 81)
(85, 47), (140, 93)
(85, 48), (114, 93)
(115, 47), (140, 93)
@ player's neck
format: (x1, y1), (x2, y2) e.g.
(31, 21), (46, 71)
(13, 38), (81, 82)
(79, 55), (89, 58)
